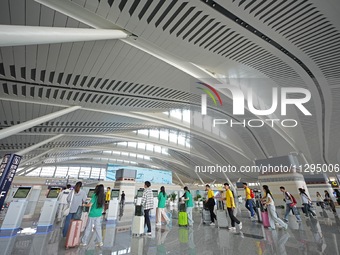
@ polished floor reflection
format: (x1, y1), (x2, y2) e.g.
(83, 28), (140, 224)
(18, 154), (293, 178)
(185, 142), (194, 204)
(1, 204), (340, 255)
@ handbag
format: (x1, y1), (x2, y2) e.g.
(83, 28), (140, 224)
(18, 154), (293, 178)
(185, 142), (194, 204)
(73, 205), (83, 220)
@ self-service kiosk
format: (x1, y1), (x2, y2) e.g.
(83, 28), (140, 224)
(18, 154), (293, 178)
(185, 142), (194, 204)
(136, 189), (143, 205)
(87, 188), (95, 199)
(106, 189), (120, 224)
(150, 190), (159, 217)
(0, 187), (31, 236)
(36, 187), (60, 232)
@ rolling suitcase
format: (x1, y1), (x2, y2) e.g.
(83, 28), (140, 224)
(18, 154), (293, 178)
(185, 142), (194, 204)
(178, 211), (188, 226)
(80, 212), (88, 232)
(65, 219), (82, 249)
(261, 210), (270, 228)
(216, 210), (228, 228)
(132, 216), (145, 236)
(202, 208), (211, 224)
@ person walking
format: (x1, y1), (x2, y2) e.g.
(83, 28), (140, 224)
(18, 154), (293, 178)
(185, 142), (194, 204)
(103, 187), (111, 214)
(262, 185), (288, 230)
(224, 183), (242, 231)
(57, 184), (71, 222)
(183, 186), (194, 227)
(243, 183), (256, 220)
(120, 191), (125, 205)
(156, 186), (170, 226)
(316, 192), (324, 209)
(141, 181), (154, 236)
(62, 181), (87, 237)
(324, 190), (336, 213)
(205, 184), (217, 226)
(299, 188), (316, 218)
(279, 186), (301, 222)
(80, 184), (105, 247)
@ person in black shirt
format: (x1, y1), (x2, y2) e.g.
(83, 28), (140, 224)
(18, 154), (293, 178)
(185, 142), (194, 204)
(121, 191), (125, 205)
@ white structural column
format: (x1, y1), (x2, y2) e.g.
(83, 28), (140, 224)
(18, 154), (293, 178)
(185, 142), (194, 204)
(0, 106), (81, 140)
(174, 172), (185, 187)
(16, 134), (63, 156)
(0, 25), (129, 47)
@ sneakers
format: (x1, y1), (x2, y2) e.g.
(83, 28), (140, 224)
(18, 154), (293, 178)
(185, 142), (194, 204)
(146, 232), (152, 236)
(250, 217), (256, 221)
(95, 242), (103, 247)
(80, 243), (87, 247)
(284, 224), (288, 230)
(238, 222), (242, 230)
(156, 223), (162, 226)
(268, 227), (275, 230)
(210, 222), (215, 226)
(229, 227), (236, 231)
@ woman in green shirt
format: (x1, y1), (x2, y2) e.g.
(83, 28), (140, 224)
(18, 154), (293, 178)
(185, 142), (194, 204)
(156, 186), (170, 226)
(80, 184), (105, 247)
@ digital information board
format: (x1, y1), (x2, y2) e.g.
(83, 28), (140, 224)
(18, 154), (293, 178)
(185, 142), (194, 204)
(106, 164), (172, 184)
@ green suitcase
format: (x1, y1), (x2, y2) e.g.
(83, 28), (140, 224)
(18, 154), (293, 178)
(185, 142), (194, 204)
(178, 211), (188, 226)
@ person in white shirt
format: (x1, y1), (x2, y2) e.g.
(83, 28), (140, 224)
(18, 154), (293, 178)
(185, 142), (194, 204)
(56, 184), (71, 222)
(262, 185), (288, 231)
(299, 188), (316, 218)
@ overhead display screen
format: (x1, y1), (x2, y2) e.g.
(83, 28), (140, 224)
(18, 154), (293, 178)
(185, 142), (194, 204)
(106, 164), (172, 184)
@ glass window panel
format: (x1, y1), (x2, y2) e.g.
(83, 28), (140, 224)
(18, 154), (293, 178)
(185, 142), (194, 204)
(137, 154), (143, 159)
(183, 109), (191, 123)
(26, 168), (41, 176)
(137, 143), (145, 150)
(128, 142), (137, 148)
(99, 168), (106, 180)
(129, 153), (136, 158)
(160, 130), (169, 141)
(146, 144), (154, 151)
(161, 148), (168, 155)
(55, 166), (68, 177)
(154, 146), (161, 153)
(170, 109), (182, 120)
(178, 136), (185, 146)
(40, 166), (55, 177)
(121, 152), (129, 157)
(169, 132), (177, 143)
(149, 129), (159, 139)
(90, 168), (100, 179)
(112, 151), (120, 155)
(144, 156), (150, 160)
(79, 167), (91, 179)
(138, 129), (149, 136)
(68, 167), (79, 178)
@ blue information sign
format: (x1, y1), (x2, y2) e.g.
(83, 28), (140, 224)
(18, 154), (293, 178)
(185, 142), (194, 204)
(0, 154), (22, 210)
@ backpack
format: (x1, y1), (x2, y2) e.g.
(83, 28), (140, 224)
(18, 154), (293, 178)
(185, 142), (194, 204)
(286, 192), (297, 204)
(250, 189), (255, 199)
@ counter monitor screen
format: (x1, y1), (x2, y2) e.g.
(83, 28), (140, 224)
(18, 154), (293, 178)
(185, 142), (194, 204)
(111, 190), (120, 198)
(152, 190), (158, 197)
(137, 190), (143, 197)
(47, 188), (60, 198)
(87, 189), (95, 198)
(13, 187), (31, 199)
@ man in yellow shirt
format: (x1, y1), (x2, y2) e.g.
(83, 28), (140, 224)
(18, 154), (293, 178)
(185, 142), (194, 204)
(205, 184), (217, 226)
(243, 182), (255, 220)
(104, 187), (111, 214)
(224, 183), (242, 231)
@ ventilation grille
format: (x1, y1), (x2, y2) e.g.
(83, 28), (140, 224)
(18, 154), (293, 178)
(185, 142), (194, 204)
(0, 81), (200, 110)
(231, 0), (340, 87)
(99, 0), (308, 87)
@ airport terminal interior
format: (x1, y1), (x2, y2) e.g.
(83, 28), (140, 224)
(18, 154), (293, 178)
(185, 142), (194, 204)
(1, 0), (340, 254)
